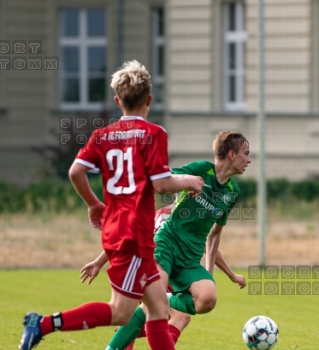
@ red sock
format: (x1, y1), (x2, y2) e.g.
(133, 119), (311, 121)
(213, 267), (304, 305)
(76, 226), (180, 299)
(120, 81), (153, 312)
(39, 316), (54, 335)
(145, 319), (175, 350)
(168, 324), (181, 344)
(39, 302), (112, 334)
(137, 326), (146, 338)
(125, 341), (135, 350)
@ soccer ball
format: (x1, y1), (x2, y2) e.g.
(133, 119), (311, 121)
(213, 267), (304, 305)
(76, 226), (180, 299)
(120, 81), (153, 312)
(242, 315), (279, 349)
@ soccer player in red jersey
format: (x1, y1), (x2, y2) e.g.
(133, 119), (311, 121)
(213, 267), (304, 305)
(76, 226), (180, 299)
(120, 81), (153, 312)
(81, 203), (246, 350)
(19, 60), (204, 350)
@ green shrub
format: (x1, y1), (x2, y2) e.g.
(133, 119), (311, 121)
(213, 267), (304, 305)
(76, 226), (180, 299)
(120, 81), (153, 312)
(24, 181), (81, 212)
(234, 178), (319, 205)
(233, 178), (256, 205)
(0, 181), (25, 212)
(0, 177), (318, 214)
(267, 178), (291, 201)
(0, 177), (103, 213)
(290, 180), (319, 202)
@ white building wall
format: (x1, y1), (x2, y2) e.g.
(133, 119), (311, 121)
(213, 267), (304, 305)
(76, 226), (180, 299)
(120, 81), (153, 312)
(245, 0), (312, 112)
(165, 0), (318, 180)
(167, 114), (319, 180)
(166, 0), (213, 112)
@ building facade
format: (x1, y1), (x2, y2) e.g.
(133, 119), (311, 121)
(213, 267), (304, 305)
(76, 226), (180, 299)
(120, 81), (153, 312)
(165, 0), (319, 180)
(0, 0), (318, 184)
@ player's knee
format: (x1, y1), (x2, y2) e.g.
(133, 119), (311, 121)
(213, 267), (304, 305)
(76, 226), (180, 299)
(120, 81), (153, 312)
(114, 311), (133, 325)
(144, 298), (170, 320)
(109, 305), (134, 325)
(195, 295), (217, 314)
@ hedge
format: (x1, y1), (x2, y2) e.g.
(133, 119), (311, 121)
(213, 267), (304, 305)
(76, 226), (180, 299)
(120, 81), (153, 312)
(235, 178), (319, 204)
(0, 175), (103, 213)
(0, 177), (318, 213)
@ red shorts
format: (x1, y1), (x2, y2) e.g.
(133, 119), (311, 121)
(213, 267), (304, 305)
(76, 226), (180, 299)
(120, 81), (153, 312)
(105, 250), (161, 299)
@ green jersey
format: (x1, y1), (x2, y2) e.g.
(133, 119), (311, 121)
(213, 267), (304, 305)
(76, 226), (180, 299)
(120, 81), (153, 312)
(159, 160), (240, 263)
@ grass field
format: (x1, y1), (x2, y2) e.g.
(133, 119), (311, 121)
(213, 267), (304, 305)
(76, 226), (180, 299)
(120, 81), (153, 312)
(1, 212), (319, 268)
(1, 269), (318, 350)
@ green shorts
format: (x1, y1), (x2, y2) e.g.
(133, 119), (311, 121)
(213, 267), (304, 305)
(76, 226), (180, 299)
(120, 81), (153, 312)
(154, 225), (215, 293)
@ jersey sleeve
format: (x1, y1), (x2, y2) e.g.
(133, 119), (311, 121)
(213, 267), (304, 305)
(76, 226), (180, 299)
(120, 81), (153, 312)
(172, 161), (206, 176)
(75, 130), (101, 173)
(144, 127), (171, 180)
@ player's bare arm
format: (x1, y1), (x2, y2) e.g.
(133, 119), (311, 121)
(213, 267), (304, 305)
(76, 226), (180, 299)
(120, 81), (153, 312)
(80, 250), (109, 285)
(215, 250), (246, 289)
(205, 223), (223, 274)
(68, 162), (105, 229)
(152, 174), (204, 194)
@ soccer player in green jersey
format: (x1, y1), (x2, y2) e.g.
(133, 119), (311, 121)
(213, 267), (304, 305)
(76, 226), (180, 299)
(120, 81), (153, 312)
(84, 131), (251, 349)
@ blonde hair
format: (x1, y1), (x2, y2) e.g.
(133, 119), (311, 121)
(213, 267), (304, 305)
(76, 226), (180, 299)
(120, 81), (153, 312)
(110, 60), (152, 110)
(213, 131), (248, 160)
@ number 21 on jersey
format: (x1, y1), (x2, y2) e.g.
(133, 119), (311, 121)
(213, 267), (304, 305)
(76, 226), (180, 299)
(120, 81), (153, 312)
(106, 147), (136, 195)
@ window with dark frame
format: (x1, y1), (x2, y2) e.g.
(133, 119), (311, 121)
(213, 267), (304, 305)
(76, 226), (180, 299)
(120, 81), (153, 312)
(223, 2), (246, 111)
(59, 8), (107, 110)
(152, 7), (165, 110)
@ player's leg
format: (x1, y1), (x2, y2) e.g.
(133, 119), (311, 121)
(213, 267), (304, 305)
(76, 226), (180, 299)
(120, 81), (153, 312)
(107, 232), (173, 350)
(108, 288), (193, 349)
(188, 279), (217, 314)
(142, 276), (175, 349)
(154, 223), (198, 315)
(107, 263), (171, 350)
(168, 308), (191, 343)
(19, 251), (144, 350)
(120, 308), (191, 347)
(121, 308), (190, 349)
(19, 290), (138, 350)
(168, 265), (216, 315)
(107, 304), (147, 350)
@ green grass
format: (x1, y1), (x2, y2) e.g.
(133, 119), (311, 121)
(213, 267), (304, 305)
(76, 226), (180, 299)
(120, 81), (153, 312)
(1, 269), (318, 349)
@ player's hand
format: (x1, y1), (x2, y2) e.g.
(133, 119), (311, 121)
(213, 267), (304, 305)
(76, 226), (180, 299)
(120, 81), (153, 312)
(88, 201), (105, 229)
(80, 261), (101, 284)
(231, 274), (246, 289)
(188, 176), (205, 197)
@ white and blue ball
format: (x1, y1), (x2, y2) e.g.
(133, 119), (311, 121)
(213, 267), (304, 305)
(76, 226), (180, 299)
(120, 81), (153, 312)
(242, 315), (279, 349)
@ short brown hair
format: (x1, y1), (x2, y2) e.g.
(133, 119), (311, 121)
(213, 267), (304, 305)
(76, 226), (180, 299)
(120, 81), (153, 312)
(213, 131), (248, 160)
(110, 60), (152, 110)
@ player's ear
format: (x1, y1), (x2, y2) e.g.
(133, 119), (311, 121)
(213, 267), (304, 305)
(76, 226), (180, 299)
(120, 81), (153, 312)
(146, 94), (153, 107)
(229, 150), (236, 161)
(114, 96), (122, 108)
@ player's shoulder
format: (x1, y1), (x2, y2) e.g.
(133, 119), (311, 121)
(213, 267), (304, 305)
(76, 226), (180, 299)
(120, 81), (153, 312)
(172, 160), (213, 177)
(187, 160), (213, 171)
(88, 127), (108, 143)
(198, 160), (214, 168)
(143, 120), (167, 134)
(92, 126), (107, 134)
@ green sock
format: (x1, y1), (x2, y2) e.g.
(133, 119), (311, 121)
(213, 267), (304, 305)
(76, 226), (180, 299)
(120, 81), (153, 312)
(169, 291), (196, 315)
(106, 306), (146, 350)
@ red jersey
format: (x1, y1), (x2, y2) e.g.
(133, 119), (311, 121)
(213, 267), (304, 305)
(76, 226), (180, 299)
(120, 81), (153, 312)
(154, 204), (174, 233)
(75, 116), (171, 258)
